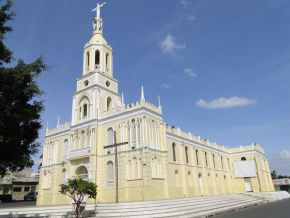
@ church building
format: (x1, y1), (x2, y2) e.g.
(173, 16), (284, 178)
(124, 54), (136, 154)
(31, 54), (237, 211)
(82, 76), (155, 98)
(37, 5), (274, 206)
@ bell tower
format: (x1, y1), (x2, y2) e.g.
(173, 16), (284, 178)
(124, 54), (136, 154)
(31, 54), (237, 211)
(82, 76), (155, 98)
(82, 2), (113, 77)
(71, 3), (121, 125)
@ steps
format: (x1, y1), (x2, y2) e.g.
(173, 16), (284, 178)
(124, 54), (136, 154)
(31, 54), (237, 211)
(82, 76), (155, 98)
(0, 194), (267, 218)
(93, 194), (264, 217)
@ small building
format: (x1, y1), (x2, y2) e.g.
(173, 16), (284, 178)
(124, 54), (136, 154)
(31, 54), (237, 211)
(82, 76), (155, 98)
(0, 172), (13, 195)
(0, 170), (39, 201)
(273, 178), (290, 193)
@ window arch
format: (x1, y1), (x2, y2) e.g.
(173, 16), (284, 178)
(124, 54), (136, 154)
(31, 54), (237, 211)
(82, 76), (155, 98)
(95, 50), (100, 68)
(132, 157), (137, 179)
(81, 130), (86, 148)
(83, 103), (88, 117)
(137, 159), (142, 178)
(107, 97), (112, 110)
(185, 146), (189, 164)
(107, 128), (114, 145)
(86, 51), (90, 67)
(62, 168), (67, 183)
(75, 166), (88, 180)
(205, 152), (208, 167)
(196, 149), (199, 165)
(106, 128), (114, 154)
(107, 161), (114, 187)
(172, 143), (176, 162)
(241, 157), (247, 161)
(106, 53), (110, 71)
(131, 119), (137, 148)
(175, 170), (179, 186)
(63, 139), (68, 157)
(188, 171), (192, 187)
(227, 158), (231, 170)
(78, 96), (90, 120)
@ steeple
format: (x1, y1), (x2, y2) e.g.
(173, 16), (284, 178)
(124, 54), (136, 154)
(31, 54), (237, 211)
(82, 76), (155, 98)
(140, 86), (145, 102)
(82, 2), (113, 77)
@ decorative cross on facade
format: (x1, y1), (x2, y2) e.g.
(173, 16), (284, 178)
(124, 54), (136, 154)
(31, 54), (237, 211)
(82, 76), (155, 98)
(103, 131), (128, 203)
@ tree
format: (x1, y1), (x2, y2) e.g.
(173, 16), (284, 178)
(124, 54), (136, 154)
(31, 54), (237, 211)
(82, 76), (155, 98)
(271, 170), (277, 179)
(59, 178), (97, 218)
(0, 0), (48, 176)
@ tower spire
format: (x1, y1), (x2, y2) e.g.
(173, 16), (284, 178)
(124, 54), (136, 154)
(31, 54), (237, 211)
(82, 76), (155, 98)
(121, 92), (125, 106)
(140, 86), (145, 102)
(158, 95), (162, 109)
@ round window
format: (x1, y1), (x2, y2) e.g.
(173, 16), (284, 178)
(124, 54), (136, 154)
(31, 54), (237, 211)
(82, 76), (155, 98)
(84, 80), (89, 86)
(106, 81), (110, 87)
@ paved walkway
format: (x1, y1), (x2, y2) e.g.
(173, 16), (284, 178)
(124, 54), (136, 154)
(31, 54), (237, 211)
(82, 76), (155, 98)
(215, 198), (290, 218)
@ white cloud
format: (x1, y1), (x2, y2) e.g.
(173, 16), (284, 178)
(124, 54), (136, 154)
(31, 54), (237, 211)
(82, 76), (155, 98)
(180, 0), (191, 6)
(161, 83), (173, 90)
(160, 34), (186, 55)
(280, 150), (290, 158)
(184, 68), (197, 78)
(196, 96), (256, 109)
(188, 15), (196, 22)
(268, 150), (290, 175)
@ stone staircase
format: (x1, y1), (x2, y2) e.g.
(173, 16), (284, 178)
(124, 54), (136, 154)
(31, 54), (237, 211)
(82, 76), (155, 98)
(0, 193), (268, 218)
(93, 194), (264, 218)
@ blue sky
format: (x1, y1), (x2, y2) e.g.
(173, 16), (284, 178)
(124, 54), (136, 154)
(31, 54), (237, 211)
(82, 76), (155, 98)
(5, 0), (290, 175)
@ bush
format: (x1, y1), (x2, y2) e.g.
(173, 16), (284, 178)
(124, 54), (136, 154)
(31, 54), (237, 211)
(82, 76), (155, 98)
(0, 194), (12, 202)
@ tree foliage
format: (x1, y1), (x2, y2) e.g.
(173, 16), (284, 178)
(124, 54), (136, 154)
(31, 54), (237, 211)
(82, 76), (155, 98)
(0, 0), (47, 176)
(59, 178), (97, 218)
(0, 0), (13, 65)
(271, 170), (290, 179)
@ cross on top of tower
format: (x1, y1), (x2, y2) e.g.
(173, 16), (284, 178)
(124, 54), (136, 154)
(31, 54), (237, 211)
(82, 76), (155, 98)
(91, 2), (106, 19)
(91, 2), (106, 34)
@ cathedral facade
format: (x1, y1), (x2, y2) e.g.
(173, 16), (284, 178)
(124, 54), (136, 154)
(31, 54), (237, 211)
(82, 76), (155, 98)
(37, 7), (274, 206)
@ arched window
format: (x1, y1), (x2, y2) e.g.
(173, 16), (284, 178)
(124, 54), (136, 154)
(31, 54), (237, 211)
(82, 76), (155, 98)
(172, 143), (176, 162)
(185, 146), (189, 164)
(188, 171), (192, 187)
(63, 139), (68, 157)
(107, 128), (114, 145)
(62, 169), (67, 183)
(78, 96), (90, 120)
(107, 97), (112, 110)
(75, 166), (88, 180)
(205, 152), (208, 167)
(83, 103), (88, 117)
(81, 130), (86, 148)
(106, 53), (110, 71)
(137, 159), (142, 178)
(131, 119), (136, 148)
(212, 154), (216, 168)
(86, 51), (90, 67)
(95, 50), (100, 68)
(107, 161), (114, 187)
(227, 158), (231, 170)
(106, 128), (114, 154)
(196, 149), (199, 165)
(241, 157), (247, 161)
(175, 170), (179, 186)
(132, 158), (137, 179)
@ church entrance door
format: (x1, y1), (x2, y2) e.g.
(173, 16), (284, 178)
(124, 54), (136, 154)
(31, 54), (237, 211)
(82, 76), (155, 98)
(244, 177), (253, 192)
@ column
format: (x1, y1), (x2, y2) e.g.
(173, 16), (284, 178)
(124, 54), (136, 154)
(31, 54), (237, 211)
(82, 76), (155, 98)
(135, 121), (139, 148)
(157, 126), (160, 150)
(141, 119), (145, 147)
